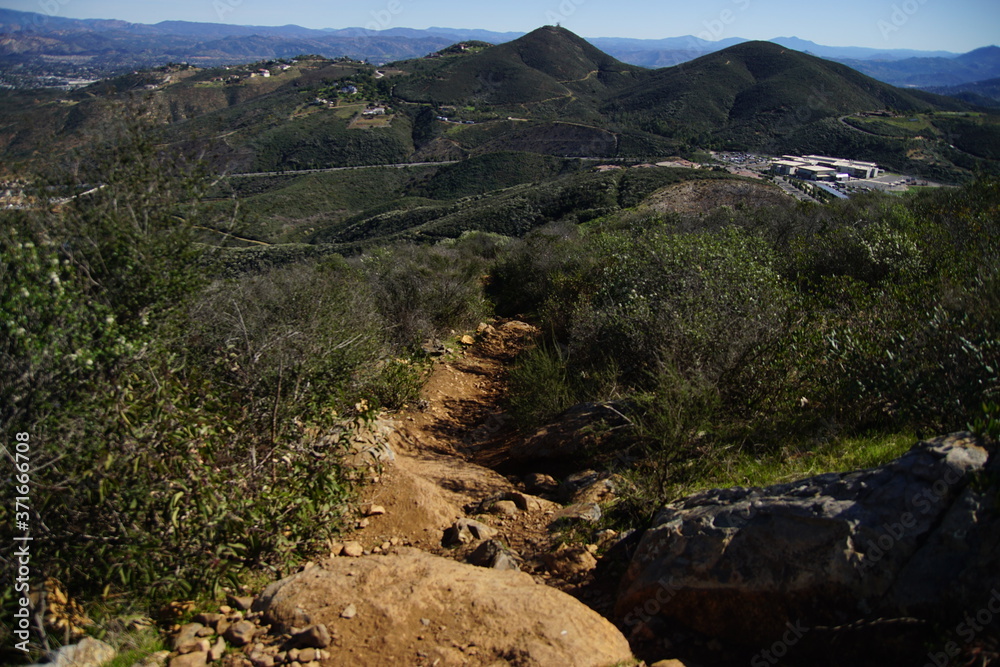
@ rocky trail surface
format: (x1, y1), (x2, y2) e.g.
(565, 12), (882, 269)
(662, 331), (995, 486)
(150, 321), (639, 667)
(355, 321), (614, 588)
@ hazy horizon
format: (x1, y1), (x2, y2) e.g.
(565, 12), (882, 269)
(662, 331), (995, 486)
(1, 0), (997, 53)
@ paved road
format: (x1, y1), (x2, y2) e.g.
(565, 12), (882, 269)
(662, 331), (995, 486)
(224, 156), (659, 179)
(226, 161), (461, 178)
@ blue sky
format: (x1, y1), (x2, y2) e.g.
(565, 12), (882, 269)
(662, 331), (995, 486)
(4, 0), (998, 52)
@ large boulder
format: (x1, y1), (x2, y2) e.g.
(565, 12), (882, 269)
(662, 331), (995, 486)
(257, 547), (633, 666)
(615, 433), (1000, 646)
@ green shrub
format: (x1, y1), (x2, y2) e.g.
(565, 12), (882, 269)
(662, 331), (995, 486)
(488, 222), (590, 321)
(571, 226), (794, 400)
(506, 343), (577, 425)
(0, 116), (422, 632)
(360, 244), (491, 349)
(497, 178), (1000, 464)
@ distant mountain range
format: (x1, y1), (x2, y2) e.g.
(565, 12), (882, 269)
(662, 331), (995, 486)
(3, 24), (994, 185)
(837, 46), (1000, 88)
(924, 78), (1000, 108)
(1, 7), (998, 98)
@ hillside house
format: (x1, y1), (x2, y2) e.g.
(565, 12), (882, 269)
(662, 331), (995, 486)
(363, 107), (387, 116)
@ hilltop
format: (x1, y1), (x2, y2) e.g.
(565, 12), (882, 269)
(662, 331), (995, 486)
(837, 45), (1000, 88)
(393, 26), (643, 109)
(604, 41), (973, 154)
(4, 7), (998, 91)
(0, 26), (997, 190)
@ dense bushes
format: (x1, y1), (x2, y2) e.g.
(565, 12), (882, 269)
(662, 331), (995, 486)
(493, 178), (1000, 497)
(0, 120), (488, 647)
(251, 113), (414, 171)
(360, 237), (496, 350)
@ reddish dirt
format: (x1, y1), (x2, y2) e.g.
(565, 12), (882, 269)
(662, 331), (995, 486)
(348, 321), (605, 592)
(202, 321), (639, 667)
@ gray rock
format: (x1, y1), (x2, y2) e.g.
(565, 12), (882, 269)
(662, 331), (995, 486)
(176, 638), (210, 655)
(297, 648), (316, 663)
(34, 637), (116, 667)
(172, 624), (205, 651)
(570, 476), (619, 505)
(467, 539), (521, 571)
(290, 624), (331, 649)
(523, 473), (560, 495)
(504, 491), (559, 513)
(615, 432), (999, 645)
(248, 653), (274, 667)
(208, 637), (227, 662)
(194, 613), (225, 629)
(340, 604), (357, 619)
(228, 595), (255, 611)
(543, 545), (598, 577)
(442, 518), (497, 546)
(421, 340), (447, 356)
(489, 500), (519, 516)
(559, 470), (605, 501)
(550, 503), (603, 527)
(342, 541), (364, 557)
(223, 620), (256, 646)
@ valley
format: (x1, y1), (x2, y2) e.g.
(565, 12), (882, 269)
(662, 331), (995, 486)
(3, 26), (997, 258)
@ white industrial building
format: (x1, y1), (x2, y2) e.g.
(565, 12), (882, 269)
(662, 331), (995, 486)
(772, 155), (882, 181)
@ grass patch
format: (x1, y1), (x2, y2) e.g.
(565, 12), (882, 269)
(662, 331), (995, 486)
(100, 627), (167, 667)
(690, 431), (917, 493)
(611, 432), (916, 531)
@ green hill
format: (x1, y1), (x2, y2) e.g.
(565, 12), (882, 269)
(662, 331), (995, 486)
(604, 41), (971, 150)
(1, 29), (997, 181)
(393, 26), (644, 110)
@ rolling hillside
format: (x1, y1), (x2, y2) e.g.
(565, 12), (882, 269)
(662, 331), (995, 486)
(393, 26), (644, 109)
(0, 26), (997, 184)
(604, 41), (969, 147)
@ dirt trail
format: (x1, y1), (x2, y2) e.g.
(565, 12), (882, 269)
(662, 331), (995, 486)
(159, 320), (636, 667)
(350, 321), (600, 590)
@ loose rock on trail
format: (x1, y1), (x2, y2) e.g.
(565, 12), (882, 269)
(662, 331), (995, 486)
(175, 320), (637, 667)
